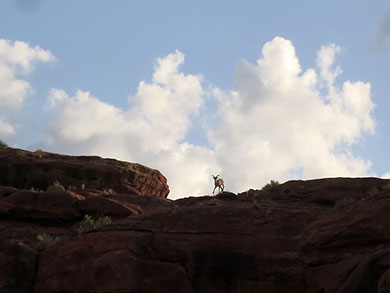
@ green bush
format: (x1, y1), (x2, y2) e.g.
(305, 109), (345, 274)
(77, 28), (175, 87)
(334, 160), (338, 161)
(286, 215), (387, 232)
(103, 188), (115, 196)
(35, 234), (62, 251)
(0, 140), (7, 148)
(47, 180), (65, 191)
(262, 180), (280, 194)
(30, 187), (43, 192)
(334, 198), (356, 209)
(77, 214), (112, 234)
(77, 214), (94, 234)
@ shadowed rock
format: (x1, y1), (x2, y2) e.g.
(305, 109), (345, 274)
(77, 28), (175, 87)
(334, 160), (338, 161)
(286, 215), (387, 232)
(1, 149), (390, 292)
(0, 147), (169, 198)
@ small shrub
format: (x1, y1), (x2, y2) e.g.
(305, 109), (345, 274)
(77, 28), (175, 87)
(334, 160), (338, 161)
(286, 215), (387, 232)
(382, 182), (390, 192)
(35, 234), (62, 251)
(30, 187), (43, 192)
(103, 188), (115, 196)
(47, 180), (65, 191)
(262, 180), (280, 194)
(96, 215), (112, 227)
(77, 214), (95, 234)
(77, 214), (112, 234)
(334, 198), (356, 209)
(0, 140), (7, 148)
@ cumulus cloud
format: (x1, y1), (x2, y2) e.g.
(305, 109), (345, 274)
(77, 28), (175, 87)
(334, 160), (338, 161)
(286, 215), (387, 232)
(40, 37), (375, 198)
(0, 39), (54, 137)
(209, 37), (375, 192)
(43, 51), (218, 197)
(382, 173), (390, 179)
(317, 43), (342, 89)
(129, 50), (204, 147)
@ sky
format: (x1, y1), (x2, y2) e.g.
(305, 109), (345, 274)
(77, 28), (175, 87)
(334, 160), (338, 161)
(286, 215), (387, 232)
(1, 0), (390, 199)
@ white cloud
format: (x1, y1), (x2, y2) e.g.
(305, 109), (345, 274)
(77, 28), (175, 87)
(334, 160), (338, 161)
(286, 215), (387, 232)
(40, 37), (375, 198)
(316, 43), (342, 89)
(130, 50), (204, 147)
(43, 50), (218, 198)
(0, 39), (54, 137)
(209, 36), (375, 192)
(0, 119), (15, 135)
(382, 173), (390, 179)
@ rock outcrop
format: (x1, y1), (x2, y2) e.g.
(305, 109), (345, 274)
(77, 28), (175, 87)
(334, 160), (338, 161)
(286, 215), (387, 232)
(0, 147), (169, 198)
(1, 148), (390, 292)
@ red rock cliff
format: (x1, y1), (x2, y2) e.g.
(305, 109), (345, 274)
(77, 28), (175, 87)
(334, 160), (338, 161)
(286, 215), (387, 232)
(1, 148), (390, 292)
(0, 147), (169, 198)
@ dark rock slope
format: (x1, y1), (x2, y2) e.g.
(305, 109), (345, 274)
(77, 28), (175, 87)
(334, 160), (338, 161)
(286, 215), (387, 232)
(1, 148), (390, 292)
(0, 147), (169, 198)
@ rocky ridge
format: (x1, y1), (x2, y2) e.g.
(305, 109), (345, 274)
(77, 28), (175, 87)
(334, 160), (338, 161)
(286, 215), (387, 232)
(0, 147), (169, 198)
(1, 147), (390, 292)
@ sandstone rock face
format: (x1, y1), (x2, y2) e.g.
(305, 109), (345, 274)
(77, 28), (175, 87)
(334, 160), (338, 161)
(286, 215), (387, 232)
(0, 147), (169, 198)
(1, 170), (390, 292)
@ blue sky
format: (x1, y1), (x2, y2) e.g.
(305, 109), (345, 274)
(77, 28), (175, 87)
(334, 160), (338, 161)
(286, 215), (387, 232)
(1, 0), (390, 198)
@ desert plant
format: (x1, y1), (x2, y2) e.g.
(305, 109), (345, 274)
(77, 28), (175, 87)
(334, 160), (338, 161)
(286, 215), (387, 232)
(30, 187), (43, 192)
(47, 180), (65, 191)
(35, 234), (62, 251)
(0, 140), (7, 148)
(77, 214), (112, 234)
(334, 198), (356, 209)
(77, 214), (95, 234)
(262, 180), (280, 194)
(96, 215), (112, 226)
(103, 188), (115, 196)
